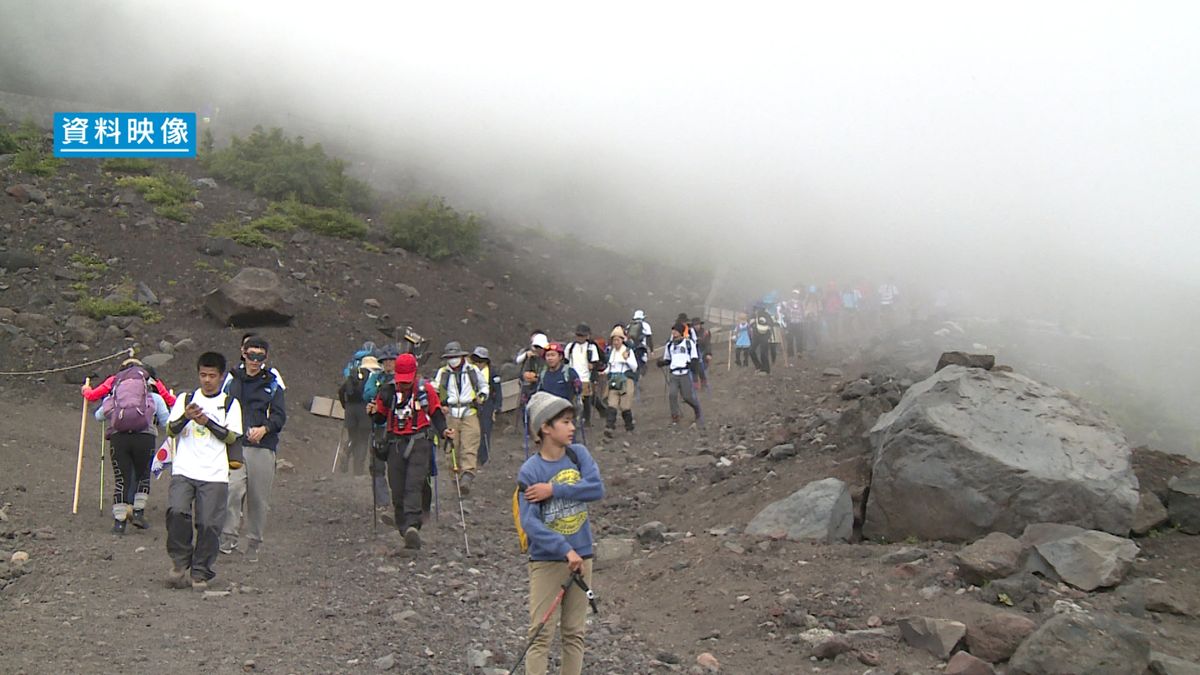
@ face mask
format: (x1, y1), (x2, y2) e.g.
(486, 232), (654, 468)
(450, 357), (465, 368)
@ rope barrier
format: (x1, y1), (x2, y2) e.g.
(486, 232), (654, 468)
(0, 347), (134, 377)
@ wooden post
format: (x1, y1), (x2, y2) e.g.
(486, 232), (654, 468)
(71, 377), (91, 515)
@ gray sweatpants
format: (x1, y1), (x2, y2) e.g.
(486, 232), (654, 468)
(668, 372), (702, 423)
(166, 475), (228, 581)
(222, 445), (276, 550)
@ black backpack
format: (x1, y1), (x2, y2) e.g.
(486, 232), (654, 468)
(339, 367), (371, 403)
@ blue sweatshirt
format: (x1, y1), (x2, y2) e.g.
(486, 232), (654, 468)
(517, 444), (605, 561)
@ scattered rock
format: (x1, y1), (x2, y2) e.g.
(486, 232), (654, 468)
(6, 184), (47, 204)
(0, 251), (38, 271)
(635, 521), (667, 545)
(198, 236), (236, 257)
(1149, 651), (1200, 675)
(811, 636), (853, 660)
(466, 648), (492, 668)
(1168, 469), (1200, 534)
(746, 478), (852, 543)
(946, 651), (997, 675)
(395, 283), (420, 299)
(174, 338), (196, 352)
(766, 443), (796, 461)
(955, 532), (1025, 584)
(363, 298), (381, 309)
(10, 551), (29, 565)
(880, 547), (927, 564)
(1034, 530), (1138, 591)
(374, 653), (396, 670)
(840, 378), (873, 400)
(695, 652), (720, 673)
(898, 617), (966, 660)
(141, 353), (174, 369)
(865, 366), (1139, 542)
(966, 612), (1037, 663)
(1008, 612), (1149, 675)
(50, 202), (79, 219)
(204, 268), (295, 327)
(822, 367), (843, 377)
(135, 281), (159, 305)
(1133, 492), (1169, 535)
(194, 177), (219, 189)
(1123, 579), (1198, 617)
(936, 351), (996, 372)
(594, 537), (636, 569)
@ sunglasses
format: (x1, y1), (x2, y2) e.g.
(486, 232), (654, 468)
(245, 352), (267, 362)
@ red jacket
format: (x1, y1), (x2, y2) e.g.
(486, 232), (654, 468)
(372, 378), (443, 436)
(83, 373), (177, 407)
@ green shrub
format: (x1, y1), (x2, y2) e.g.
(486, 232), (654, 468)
(268, 199), (366, 239)
(154, 203), (193, 223)
(385, 197), (481, 261)
(202, 126), (374, 211)
(101, 157), (156, 175)
(211, 219), (282, 249)
(0, 128), (18, 154)
(115, 172), (197, 206)
(12, 145), (62, 176)
(76, 296), (162, 323)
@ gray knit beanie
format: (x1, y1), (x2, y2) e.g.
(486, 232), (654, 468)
(527, 391), (574, 437)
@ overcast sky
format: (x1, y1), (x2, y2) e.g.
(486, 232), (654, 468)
(2, 1), (1198, 290)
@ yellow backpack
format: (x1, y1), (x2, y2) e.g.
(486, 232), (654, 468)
(512, 447), (580, 553)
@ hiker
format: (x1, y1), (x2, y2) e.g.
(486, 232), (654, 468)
(367, 353), (452, 551)
(626, 310), (653, 377)
(750, 305), (774, 374)
(363, 348), (398, 522)
(659, 322), (704, 427)
(878, 277), (900, 328)
(342, 340), (377, 378)
(603, 326), (638, 437)
(222, 332), (287, 395)
(802, 286), (822, 350)
(690, 317), (712, 388)
(565, 324), (602, 429)
(536, 343), (582, 412)
(784, 289), (805, 358)
(841, 284), (863, 337)
(82, 360), (178, 409)
(517, 392), (605, 675)
(470, 346), (503, 465)
(516, 330), (550, 366)
(733, 312), (752, 367)
(165, 351), (243, 591)
(220, 336), (287, 562)
(823, 281), (843, 342)
(434, 341), (488, 496)
(337, 353), (381, 476)
(88, 358), (170, 534)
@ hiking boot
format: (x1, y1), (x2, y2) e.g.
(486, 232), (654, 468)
(459, 472), (473, 496)
(112, 519), (127, 535)
(219, 542), (235, 555)
(190, 577), (208, 592)
(603, 427), (614, 439)
(245, 543), (260, 563)
(130, 510), (149, 530)
(403, 527), (422, 550)
(165, 567), (190, 590)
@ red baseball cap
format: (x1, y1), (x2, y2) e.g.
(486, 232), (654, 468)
(394, 353), (418, 383)
(545, 342), (565, 354)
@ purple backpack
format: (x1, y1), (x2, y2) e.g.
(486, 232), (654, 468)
(104, 366), (155, 433)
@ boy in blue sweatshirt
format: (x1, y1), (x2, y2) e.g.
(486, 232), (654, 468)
(516, 392), (605, 675)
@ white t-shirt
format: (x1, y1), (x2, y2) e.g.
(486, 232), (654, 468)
(169, 389), (244, 483)
(566, 341), (598, 383)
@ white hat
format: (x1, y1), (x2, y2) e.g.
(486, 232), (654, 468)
(632, 310), (645, 320)
(531, 333), (549, 349)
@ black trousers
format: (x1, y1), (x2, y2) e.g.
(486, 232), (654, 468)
(110, 432), (154, 511)
(750, 337), (771, 373)
(342, 402), (371, 476)
(385, 434), (433, 532)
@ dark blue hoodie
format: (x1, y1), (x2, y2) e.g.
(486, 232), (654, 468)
(225, 367), (287, 451)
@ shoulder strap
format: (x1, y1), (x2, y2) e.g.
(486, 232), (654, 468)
(437, 368), (450, 396)
(565, 446), (580, 468)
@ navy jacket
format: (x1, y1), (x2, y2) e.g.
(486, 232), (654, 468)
(225, 367), (287, 451)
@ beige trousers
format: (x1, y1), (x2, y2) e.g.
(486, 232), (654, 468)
(526, 559), (594, 675)
(445, 413), (481, 475)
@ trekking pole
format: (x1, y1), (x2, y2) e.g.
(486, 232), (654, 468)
(331, 427), (344, 473)
(71, 377), (91, 514)
(448, 438), (471, 556)
(508, 572), (594, 675)
(431, 435), (440, 523)
(522, 405), (531, 459)
(369, 427), (377, 537)
(98, 420), (106, 514)
(727, 332), (733, 372)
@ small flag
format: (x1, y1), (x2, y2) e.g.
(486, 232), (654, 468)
(151, 438), (174, 478)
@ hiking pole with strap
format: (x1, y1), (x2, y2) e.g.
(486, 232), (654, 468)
(522, 403), (531, 459)
(71, 377), (91, 515)
(447, 436), (471, 556)
(431, 435), (440, 523)
(572, 571), (600, 614)
(369, 427), (377, 537)
(98, 420), (106, 514)
(508, 573), (574, 675)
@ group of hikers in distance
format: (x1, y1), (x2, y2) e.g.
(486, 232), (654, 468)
(76, 282), (900, 674)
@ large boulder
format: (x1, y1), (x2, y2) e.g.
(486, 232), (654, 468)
(746, 478), (853, 543)
(966, 612), (1037, 663)
(203, 268), (295, 327)
(955, 532), (1025, 584)
(1033, 530), (1139, 591)
(1008, 612), (1149, 675)
(1168, 469), (1200, 534)
(864, 366), (1139, 542)
(1133, 492), (1169, 535)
